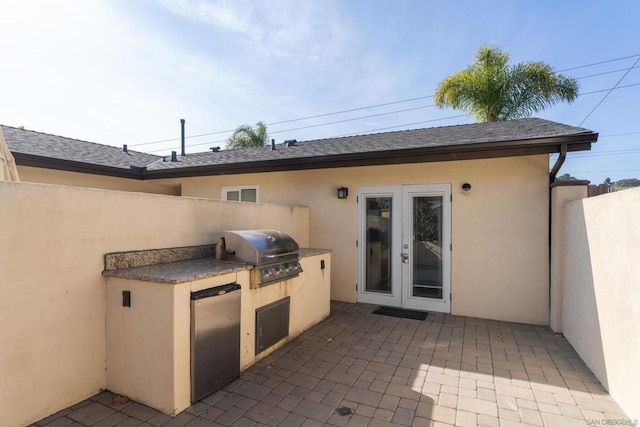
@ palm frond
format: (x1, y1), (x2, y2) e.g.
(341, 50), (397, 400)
(227, 122), (269, 149)
(434, 45), (579, 122)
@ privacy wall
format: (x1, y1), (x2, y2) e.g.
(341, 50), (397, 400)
(0, 181), (309, 427)
(561, 187), (640, 420)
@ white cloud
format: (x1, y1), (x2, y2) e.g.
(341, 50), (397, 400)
(158, 0), (253, 34)
(149, 0), (410, 140)
(0, 0), (266, 148)
(157, 0), (352, 60)
(0, 0), (422, 152)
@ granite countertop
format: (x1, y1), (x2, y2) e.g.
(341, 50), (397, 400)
(298, 248), (332, 257)
(102, 257), (252, 284)
(102, 247), (332, 284)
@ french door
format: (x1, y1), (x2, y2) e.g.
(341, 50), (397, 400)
(357, 184), (451, 312)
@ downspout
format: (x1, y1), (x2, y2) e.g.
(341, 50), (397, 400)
(548, 143), (567, 321)
(549, 144), (568, 183)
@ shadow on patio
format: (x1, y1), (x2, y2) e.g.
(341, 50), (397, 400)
(34, 302), (630, 426)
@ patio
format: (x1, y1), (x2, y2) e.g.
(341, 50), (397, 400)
(33, 302), (630, 427)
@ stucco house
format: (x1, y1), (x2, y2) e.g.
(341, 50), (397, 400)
(3, 118), (597, 325)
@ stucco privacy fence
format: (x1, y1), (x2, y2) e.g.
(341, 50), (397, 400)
(550, 182), (640, 420)
(0, 181), (310, 426)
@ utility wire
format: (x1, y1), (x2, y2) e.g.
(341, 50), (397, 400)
(145, 78), (640, 154)
(331, 115), (470, 138)
(130, 54), (640, 148)
(146, 114), (470, 153)
(578, 82), (640, 97)
(133, 53), (640, 151)
(146, 82), (640, 153)
(556, 53), (640, 72)
(579, 57), (640, 126)
(145, 104), (438, 152)
(549, 132), (640, 160)
(562, 167), (640, 174)
(267, 95), (433, 126)
(144, 79), (640, 153)
(574, 65), (640, 80)
(128, 96), (434, 147)
(135, 80), (640, 151)
(258, 104), (435, 134)
(600, 131), (640, 137)
(570, 149), (640, 159)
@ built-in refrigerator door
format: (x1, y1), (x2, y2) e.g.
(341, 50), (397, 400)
(190, 283), (241, 402)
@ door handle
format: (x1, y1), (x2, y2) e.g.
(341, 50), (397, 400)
(401, 253), (409, 264)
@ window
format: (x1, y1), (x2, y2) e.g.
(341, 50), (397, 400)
(222, 186), (258, 203)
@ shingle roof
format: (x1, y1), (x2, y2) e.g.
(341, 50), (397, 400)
(146, 118), (595, 171)
(3, 118), (597, 179)
(2, 125), (162, 170)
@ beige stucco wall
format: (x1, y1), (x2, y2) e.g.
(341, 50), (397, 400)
(0, 181), (309, 427)
(549, 183), (589, 332)
(156, 154), (551, 325)
(561, 187), (640, 420)
(106, 276), (193, 414)
(17, 165), (182, 195)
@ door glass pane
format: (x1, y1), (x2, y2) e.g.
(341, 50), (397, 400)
(240, 188), (257, 202)
(412, 196), (443, 299)
(365, 197), (392, 293)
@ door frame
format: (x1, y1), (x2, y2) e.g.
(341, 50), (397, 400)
(401, 184), (451, 312)
(357, 184), (451, 313)
(357, 186), (403, 307)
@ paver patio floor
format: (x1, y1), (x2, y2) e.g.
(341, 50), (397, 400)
(34, 302), (630, 426)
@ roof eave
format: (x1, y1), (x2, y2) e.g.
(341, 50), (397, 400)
(14, 153), (146, 179)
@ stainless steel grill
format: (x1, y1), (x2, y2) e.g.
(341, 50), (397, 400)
(223, 230), (303, 287)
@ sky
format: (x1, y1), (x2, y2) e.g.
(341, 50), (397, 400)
(0, 0), (639, 184)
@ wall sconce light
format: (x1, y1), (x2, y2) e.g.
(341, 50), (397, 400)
(337, 187), (349, 199)
(462, 182), (472, 196)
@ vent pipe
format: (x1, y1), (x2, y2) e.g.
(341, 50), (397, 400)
(171, 151), (178, 162)
(122, 144), (128, 153)
(271, 139), (276, 151)
(180, 119), (186, 157)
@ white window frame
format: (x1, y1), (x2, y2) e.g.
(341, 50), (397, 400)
(221, 185), (259, 203)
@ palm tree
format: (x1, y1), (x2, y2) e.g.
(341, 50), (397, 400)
(434, 44), (579, 122)
(226, 121), (268, 148)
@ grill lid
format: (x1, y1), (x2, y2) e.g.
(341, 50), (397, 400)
(224, 229), (299, 265)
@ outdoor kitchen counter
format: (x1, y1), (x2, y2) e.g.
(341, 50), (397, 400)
(101, 248), (331, 284)
(102, 258), (251, 284)
(103, 246), (331, 416)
